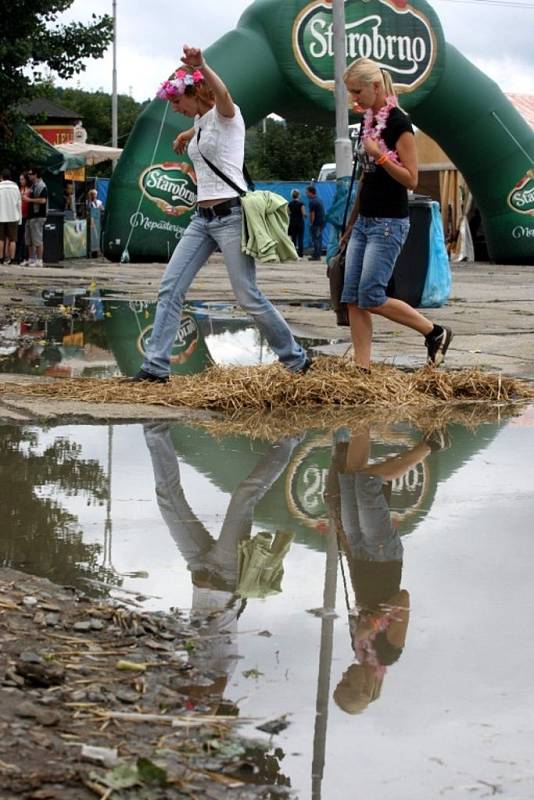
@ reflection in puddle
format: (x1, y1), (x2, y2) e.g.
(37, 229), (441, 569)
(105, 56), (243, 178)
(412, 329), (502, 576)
(0, 298), (331, 377)
(1, 409), (534, 798)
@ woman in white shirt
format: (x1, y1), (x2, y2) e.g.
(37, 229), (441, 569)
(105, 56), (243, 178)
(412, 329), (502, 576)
(133, 44), (309, 382)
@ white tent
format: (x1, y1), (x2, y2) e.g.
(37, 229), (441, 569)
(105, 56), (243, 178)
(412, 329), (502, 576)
(56, 142), (122, 166)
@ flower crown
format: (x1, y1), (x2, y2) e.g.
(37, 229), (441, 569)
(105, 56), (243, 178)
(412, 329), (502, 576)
(157, 68), (204, 101)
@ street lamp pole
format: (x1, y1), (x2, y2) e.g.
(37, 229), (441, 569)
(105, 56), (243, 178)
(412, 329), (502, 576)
(111, 0), (118, 167)
(332, 0), (352, 178)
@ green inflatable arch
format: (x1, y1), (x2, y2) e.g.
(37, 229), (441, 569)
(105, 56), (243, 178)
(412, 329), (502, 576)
(103, 0), (534, 264)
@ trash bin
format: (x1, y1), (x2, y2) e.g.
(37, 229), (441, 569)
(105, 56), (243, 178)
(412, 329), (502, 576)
(387, 195), (433, 307)
(43, 210), (65, 264)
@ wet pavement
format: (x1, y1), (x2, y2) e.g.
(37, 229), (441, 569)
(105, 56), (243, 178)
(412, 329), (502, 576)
(2, 409), (534, 799)
(2, 256), (534, 378)
(0, 297), (331, 381)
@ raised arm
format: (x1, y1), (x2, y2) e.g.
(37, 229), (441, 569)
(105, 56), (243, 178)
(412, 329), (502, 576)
(181, 44), (235, 118)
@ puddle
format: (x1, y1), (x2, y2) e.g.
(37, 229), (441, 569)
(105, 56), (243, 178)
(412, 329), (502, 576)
(1, 408), (534, 798)
(0, 297), (333, 378)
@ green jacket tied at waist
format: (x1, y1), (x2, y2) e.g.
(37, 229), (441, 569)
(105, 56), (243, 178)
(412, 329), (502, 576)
(240, 190), (298, 263)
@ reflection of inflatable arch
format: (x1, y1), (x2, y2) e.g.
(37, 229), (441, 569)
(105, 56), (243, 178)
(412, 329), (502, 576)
(104, 0), (534, 265)
(136, 315), (200, 366)
(285, 433), (430, 532)
(389, 460), (429, 528)
(285, 435), (331, 529)
(103, 301), (213, 376)
(168, 420), (502, 548)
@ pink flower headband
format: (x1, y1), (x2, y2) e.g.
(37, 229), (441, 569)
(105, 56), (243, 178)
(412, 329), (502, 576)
(157, 68), (204, 101)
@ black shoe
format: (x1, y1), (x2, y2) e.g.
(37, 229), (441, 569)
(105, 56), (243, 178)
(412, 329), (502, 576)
(129, 369), (169, 383)
(425, 326), (453, 366)
(294, 356), (313, 374)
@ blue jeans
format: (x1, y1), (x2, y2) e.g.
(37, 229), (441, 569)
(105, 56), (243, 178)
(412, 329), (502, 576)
(311, 224), (324, 259)
(142, 207), (307, 376)
(341, 216), (410, 308)
(143, 423), (300, 584)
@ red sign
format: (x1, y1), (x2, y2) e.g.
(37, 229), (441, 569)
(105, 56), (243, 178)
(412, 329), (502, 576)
(33, 125), (75, 146)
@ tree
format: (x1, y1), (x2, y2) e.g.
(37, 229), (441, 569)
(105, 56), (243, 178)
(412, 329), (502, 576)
(246, 119), (335, 181)
(0, 1), (114, 167)
(34, 84), (149, 175)
(0, 426), (117, 591)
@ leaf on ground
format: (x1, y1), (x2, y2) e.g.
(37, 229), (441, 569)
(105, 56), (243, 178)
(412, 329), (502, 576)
(242, 668), (264, 679)
(95, 763), (140, 790)
(137, 757), (168, 786)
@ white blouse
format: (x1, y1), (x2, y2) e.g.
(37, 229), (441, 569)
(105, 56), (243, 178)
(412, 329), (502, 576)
(188, 105), (248, 202)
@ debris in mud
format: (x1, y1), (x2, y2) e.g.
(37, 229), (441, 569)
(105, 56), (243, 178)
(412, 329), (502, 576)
(256, 716), (290, 736)
(0, 568), (291, 799)
(306, 607), (339, 619)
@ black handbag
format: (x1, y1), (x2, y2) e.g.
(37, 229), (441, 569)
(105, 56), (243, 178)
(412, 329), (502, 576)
(327, 247), (349, 326)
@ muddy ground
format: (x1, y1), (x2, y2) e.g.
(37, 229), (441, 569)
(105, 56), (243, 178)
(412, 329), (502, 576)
(1, 256), (534, 379)
(0, 569), (290, 800)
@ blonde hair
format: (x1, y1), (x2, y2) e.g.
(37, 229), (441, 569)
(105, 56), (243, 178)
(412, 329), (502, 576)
(185, 80), (214, 106)
(333, 663), (384, 715)
(343, 58), (396, 98)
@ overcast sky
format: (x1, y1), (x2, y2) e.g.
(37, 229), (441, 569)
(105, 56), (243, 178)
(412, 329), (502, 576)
(57, 0), (534, 101)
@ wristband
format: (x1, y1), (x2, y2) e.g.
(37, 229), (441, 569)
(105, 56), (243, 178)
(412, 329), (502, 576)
(376, 154), (388, 166)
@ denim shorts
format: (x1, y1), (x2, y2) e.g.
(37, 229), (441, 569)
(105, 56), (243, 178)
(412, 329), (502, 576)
(341, 216), (410, 308)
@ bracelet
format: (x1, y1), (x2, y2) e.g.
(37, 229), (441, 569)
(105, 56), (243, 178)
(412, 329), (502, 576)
(375, 153), (388, 166)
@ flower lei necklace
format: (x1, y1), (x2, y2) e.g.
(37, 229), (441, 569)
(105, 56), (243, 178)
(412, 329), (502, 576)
(157, 68), (204, 101)
(362, 95), (401, 165)
(350, 604), (400, 679)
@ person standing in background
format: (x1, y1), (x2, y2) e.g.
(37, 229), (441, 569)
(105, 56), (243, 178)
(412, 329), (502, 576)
(287, 188), (306, 258)
(26, 168), (48, 267)
(63, 181), (76, 220)
(16, 172), (31, 265)
(305, 185), (325, 261)
(87, 188), (104, 210)
(0, 169), (22, 265)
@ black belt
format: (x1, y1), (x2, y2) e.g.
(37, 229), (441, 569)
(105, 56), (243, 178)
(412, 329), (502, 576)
(197, 196), (241, 220)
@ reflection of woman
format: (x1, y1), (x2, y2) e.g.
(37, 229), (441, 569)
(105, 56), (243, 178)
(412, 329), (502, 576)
(340, 58), (452, 371)
(143, 423), (299, 709)
(328, 426), (447, 714)
(133, 44), (309, 382)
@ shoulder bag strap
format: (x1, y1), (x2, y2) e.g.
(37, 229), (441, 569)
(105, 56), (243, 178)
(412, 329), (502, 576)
(341, 122), (364, 234)
(196, 129), (253, 196)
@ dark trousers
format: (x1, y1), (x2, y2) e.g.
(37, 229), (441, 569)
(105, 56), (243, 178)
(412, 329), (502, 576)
(289, 225), (304, 257)
(15, 219), (27, 263)
(311, 224), (324, 259)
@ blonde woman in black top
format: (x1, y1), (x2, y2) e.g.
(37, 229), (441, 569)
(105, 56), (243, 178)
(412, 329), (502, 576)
(341, 58), (452, 372)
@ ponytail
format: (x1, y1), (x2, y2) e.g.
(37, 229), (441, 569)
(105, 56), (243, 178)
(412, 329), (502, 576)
(380, 67), (395, 98)
(344, 58), (398, 100)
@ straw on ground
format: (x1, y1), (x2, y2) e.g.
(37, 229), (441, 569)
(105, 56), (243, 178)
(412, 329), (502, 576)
(0, 357), (532, 414)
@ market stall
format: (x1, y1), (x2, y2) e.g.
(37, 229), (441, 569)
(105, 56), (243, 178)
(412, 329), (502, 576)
(55, 142), (122, 258)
